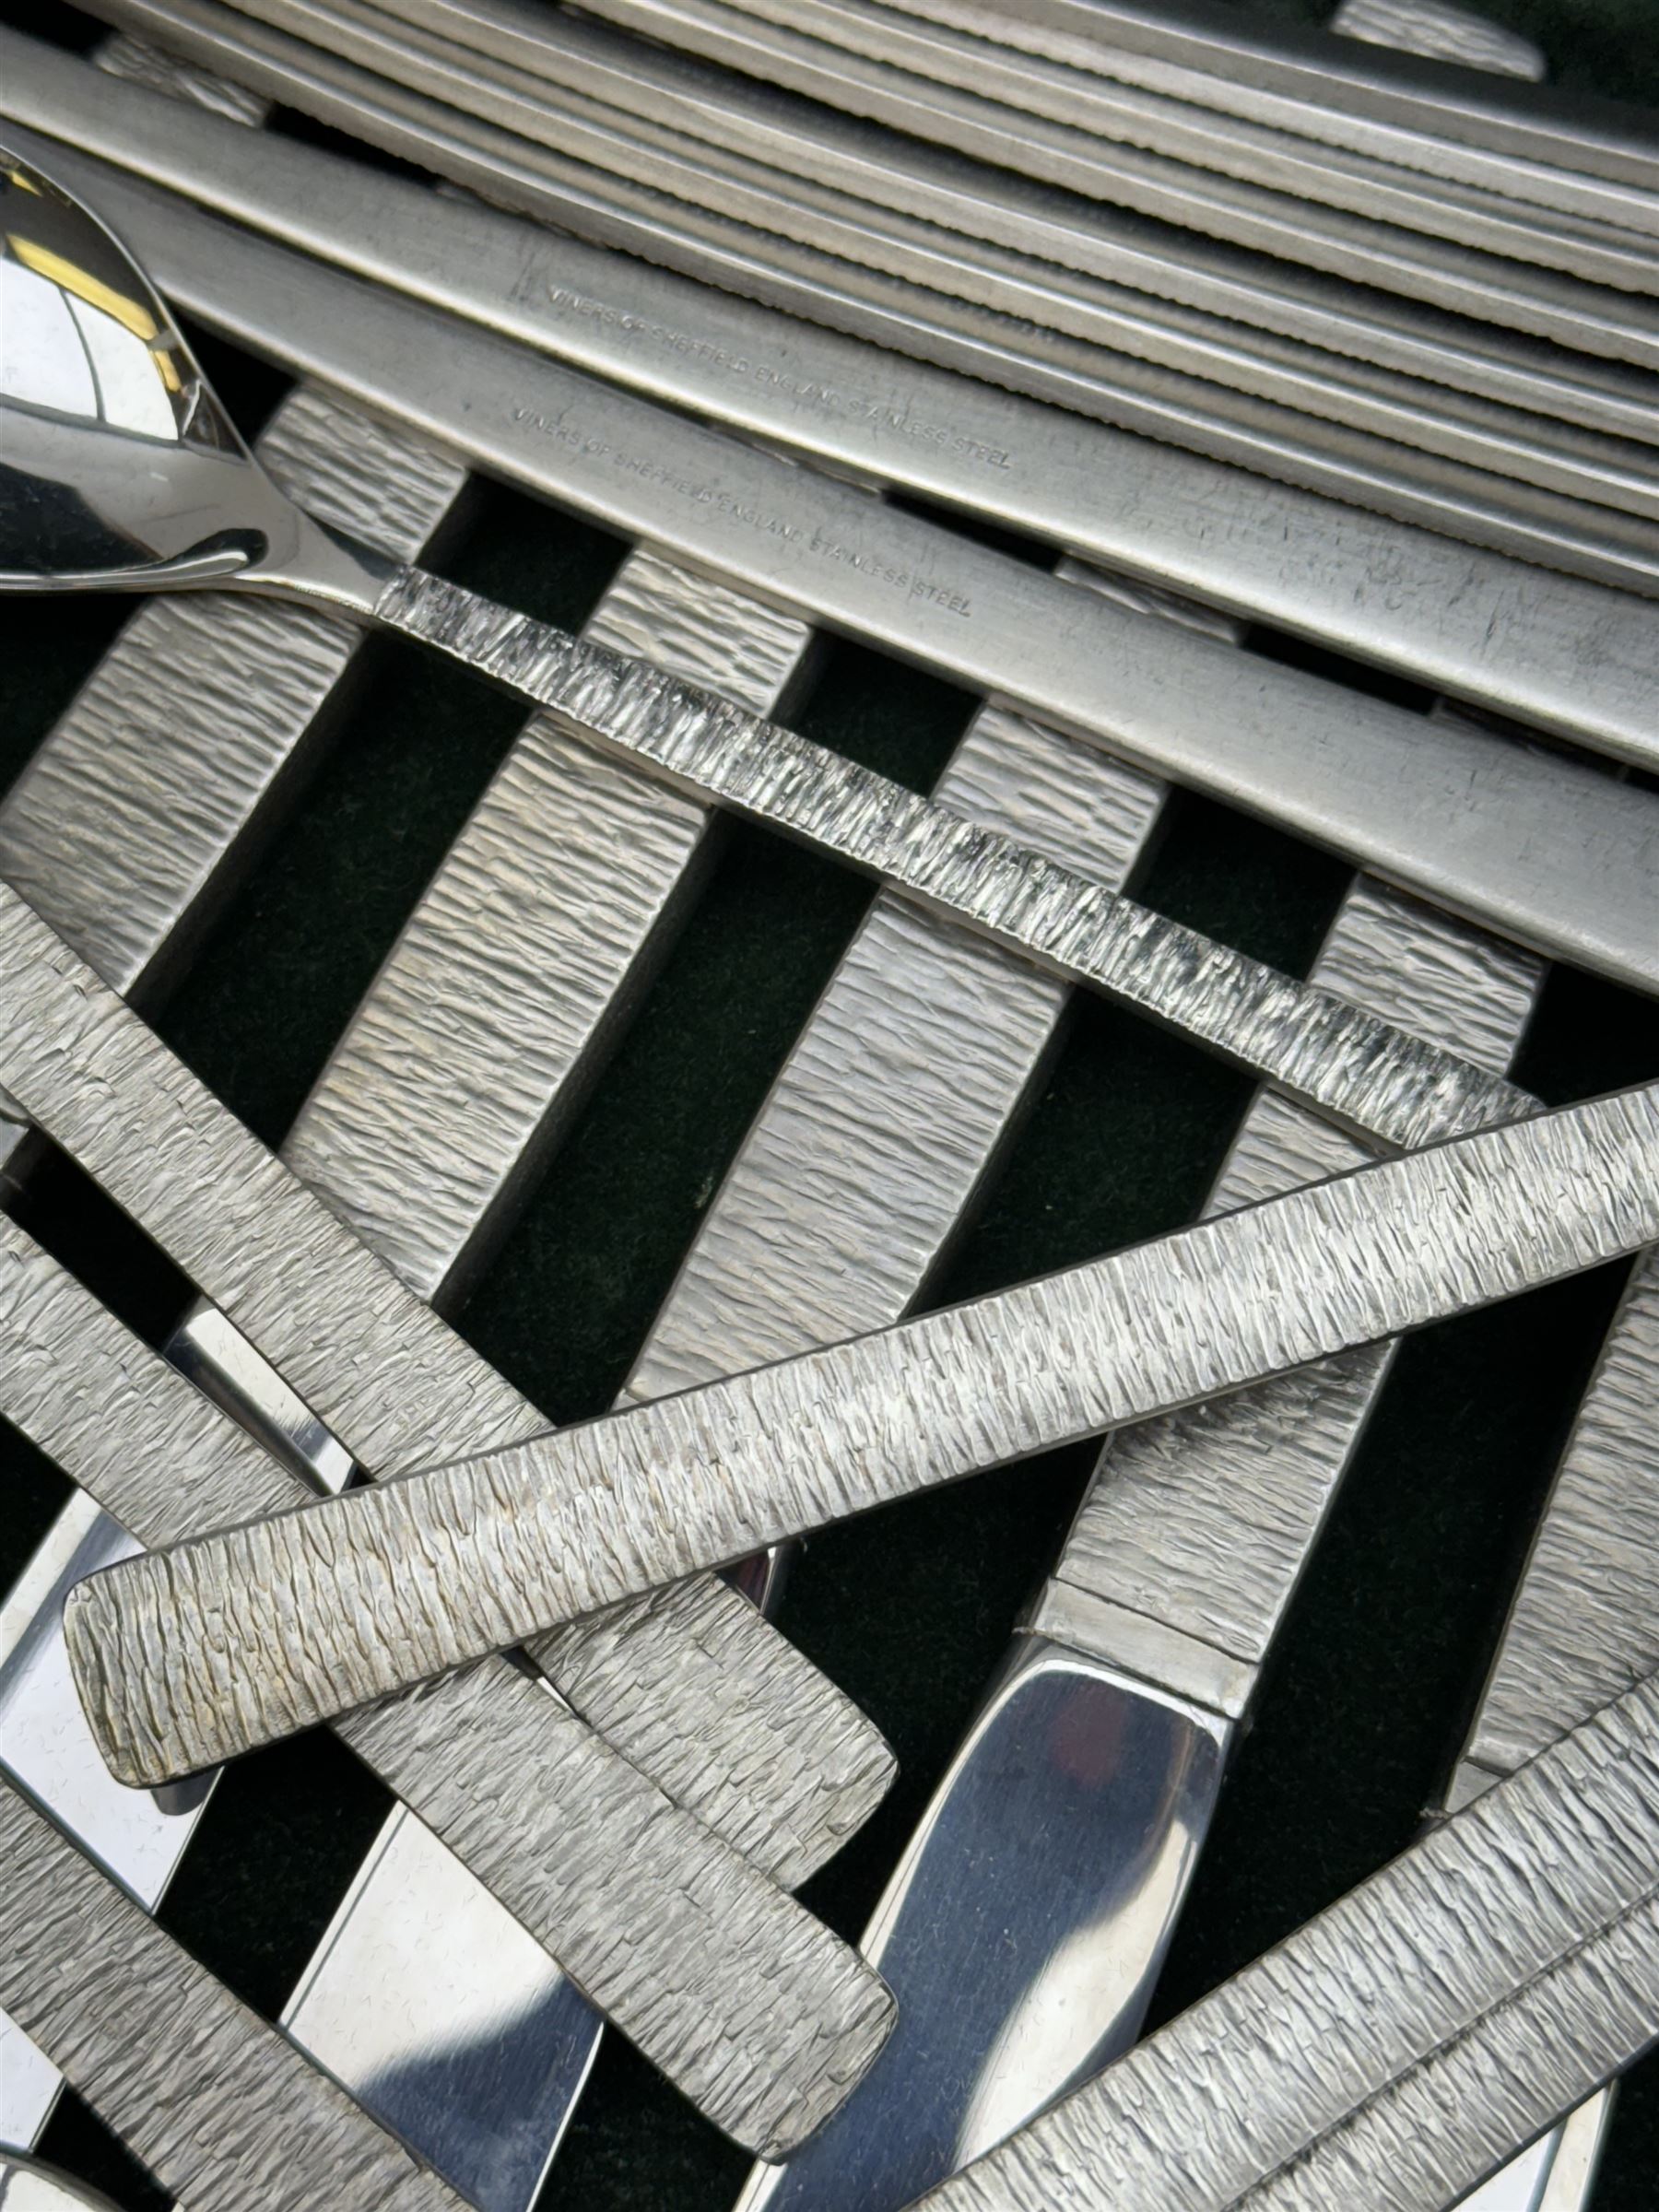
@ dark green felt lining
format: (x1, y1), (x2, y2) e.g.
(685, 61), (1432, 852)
(3, 2), (1659, 2202)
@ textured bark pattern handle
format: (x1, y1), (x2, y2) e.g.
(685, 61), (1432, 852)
(373, 568), (1532, 1154)
(0, 899), (893, 2158)
(912, 1671), (1659, 2210)
(0, 1215), (892, 2158)
(74, 1081), (1659, 1772)
(273, 543), (890, 1884)
(1048, 875), (1542, 1688)
(0, 1780), (465, 2212)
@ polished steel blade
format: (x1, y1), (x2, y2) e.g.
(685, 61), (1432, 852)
(737, 860), (1546, 2206)
(0, 1773), (467, 2211)
(903, 1665), (1659, 2212)
(0, 1212), (894, 2159)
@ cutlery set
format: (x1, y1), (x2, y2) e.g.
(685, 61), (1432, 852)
(2, 0), (1658, 2207)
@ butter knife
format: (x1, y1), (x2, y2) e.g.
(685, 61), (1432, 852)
(0, 1210), (892, 2157)
(0, 1769), (466, 2211)
(906, 1660), (1659, 2212)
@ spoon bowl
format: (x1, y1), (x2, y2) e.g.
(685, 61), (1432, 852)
(1, 146), (361, 594)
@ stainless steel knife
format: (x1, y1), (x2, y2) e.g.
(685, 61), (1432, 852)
(0, 1208), (892, 2157)
(0, 32), (886, 2194)
(902, 1662), (1659, 2212)
(733, 842), (1549, 2207)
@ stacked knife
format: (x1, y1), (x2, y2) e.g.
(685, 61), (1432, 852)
(15, 0), (1659, 592)
(2, 0), (1659, 2207)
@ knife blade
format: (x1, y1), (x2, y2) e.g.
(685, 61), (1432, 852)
(0, 1771), (467, 2212)
(547, 0), (1659, 287)
(734, 861), (1544, 2209)
(0, 1211), (893, 2156)
(194, 0), (1659, 389)
(0, 31), (891, 2184)
(14, 37), (1659, 777)
(65, 1016), (1659, 1777)
(903, 1662), (1659, 2212)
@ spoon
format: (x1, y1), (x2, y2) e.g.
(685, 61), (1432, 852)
(0, 147), (1560, 1163)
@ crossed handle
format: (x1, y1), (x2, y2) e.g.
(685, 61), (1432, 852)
(67, 1082), (1659, 1780)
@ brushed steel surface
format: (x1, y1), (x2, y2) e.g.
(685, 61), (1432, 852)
(16, 151), (1653, 999)
(0, 45), (592, 2193)
(559, 0), (1657, 284)
(282, 547), (805, 1307)
(11, 53), (1659, 782)
(366, 569), (1566, 1122)
(618, 668), (1172, 1404)
(862, 0), (1659, 202)
(908, 1669), (1659, 2212)
(1468, 1247), (1659, 1779)
(0, 1776), (467, 2212)
(69, 1076), (1659, 1772)
(211, 0), (1659, 393)
(180, 541), (895, 1889)
(23, 30), (1659, 606)
(2, 129), (897, 1912)
(0, 1214), (894, 2158)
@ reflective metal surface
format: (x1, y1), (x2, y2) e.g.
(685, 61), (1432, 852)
(21, 10), (1659, 606)
(739, 1641), (1230, 2210)
(555, 0), (1657, 289)
(197, 0), (1659, 407)
(908, 1670), (1659, 2212)
(0, 1201), (895, 2161)
(0, 1773), (468, 2212)
(0, 154), (350, 596)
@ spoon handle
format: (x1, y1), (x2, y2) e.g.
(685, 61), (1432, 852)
(368, 562), (1531, 1156)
